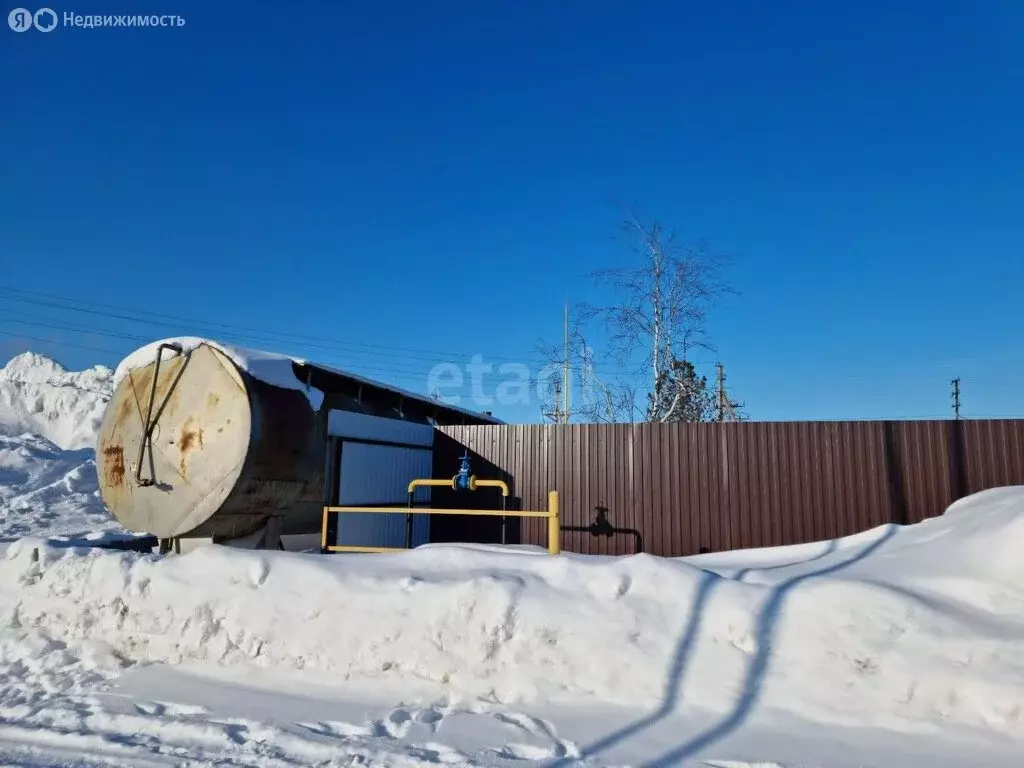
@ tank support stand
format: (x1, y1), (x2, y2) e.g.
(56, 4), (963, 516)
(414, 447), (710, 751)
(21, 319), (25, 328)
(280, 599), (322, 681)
(158, 538), (181, 555)
(263, 515), (284, 551)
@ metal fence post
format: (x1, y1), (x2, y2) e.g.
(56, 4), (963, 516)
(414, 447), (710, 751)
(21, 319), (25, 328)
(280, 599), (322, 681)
(547, 490), (560, 555)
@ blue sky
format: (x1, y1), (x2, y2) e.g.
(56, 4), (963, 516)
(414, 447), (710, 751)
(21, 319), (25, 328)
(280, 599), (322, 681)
(2, 0), (1022, 423)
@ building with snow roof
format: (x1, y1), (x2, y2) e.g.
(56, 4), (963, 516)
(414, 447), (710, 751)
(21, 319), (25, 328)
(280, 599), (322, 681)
(97, 338), (498, 552)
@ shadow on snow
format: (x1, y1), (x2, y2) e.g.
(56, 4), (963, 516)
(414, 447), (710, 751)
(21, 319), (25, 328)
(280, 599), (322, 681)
(549, 525), (900, 768)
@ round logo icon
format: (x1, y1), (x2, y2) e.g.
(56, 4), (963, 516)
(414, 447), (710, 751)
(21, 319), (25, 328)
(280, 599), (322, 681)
(7, 7), (33, 31)
(34, 7), (58, 31)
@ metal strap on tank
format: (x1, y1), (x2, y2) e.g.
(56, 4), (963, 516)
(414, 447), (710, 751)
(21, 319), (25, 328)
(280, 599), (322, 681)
(135, 342), (187, 487)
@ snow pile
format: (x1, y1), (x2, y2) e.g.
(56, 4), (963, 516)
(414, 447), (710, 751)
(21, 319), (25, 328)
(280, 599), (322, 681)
(4, 487), (1024, 739)
(0, 351), (113, 451)
(114, 337), (325, 410)
(0, 352), (122, 540)
(0, 433), (116, 539)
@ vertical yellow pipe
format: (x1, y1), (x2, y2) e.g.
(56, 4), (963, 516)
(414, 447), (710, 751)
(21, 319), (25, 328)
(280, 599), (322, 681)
(547, 490), (561, 555)
(320, 506), (329, 551)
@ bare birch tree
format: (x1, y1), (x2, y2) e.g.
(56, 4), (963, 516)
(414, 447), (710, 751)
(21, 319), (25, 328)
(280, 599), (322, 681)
(538, 207), (734, 423)
(534, 318), (639, 423)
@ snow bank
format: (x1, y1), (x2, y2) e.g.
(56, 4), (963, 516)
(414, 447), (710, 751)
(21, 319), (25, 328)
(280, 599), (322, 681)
(0, 433), (119, 540)
(688, 486), (1024, 588)
(0, 352), (122, 540)
(4, 488), (1024, 737)
(113, 337), (324, 411)
(0, 352), (113, 451)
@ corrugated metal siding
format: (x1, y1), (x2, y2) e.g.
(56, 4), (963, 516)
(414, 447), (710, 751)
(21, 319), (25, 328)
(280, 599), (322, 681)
(335, 442), (432, 548)
(434, 419), (1024, 557)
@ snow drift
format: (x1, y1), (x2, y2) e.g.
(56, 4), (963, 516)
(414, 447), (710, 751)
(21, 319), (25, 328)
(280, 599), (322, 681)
(4, 486), (1024, 739)
(0, 352), (112, 451)
(0, 433), (114, 539)
(0, 352), (120, 540)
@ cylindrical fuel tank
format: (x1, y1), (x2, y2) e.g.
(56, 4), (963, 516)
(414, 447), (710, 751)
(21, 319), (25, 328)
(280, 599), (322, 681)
(96, 343), (325, 540)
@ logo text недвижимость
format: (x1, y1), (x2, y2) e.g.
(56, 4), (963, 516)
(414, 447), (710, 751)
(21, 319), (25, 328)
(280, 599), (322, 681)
(8, 8), (185, 31)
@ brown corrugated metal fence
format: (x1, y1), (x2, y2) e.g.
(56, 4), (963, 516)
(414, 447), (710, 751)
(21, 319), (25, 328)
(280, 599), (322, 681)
(431, 420), (1024, 557)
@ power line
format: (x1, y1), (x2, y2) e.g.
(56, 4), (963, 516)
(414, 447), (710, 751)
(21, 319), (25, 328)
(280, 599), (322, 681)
(2, 310), (1009, 399)
(3, 330), (1019, 421)
(0, 329), (127, 358)
(0, 308), (573, 390)
(0, 293), (457, 365)
(0, 310), (153, 344)
(7, 285), (1022, 380)
(4, 286), (1020, 408)
(0, 309), (443, 378)
(0, 285), (550, 365)
(0, 284), (652, 378)
(0, 328), (441, 386)
(0, 290), (653, 383)
(0, 331), (485, 386)
(0, 313), (442, 384)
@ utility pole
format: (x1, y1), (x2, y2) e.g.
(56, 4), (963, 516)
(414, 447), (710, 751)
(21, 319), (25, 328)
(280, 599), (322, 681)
(544, 380), (564, 423)
(715, 362), (725, 422)
(714, 362), (744, 422)
(951, 377), (961, 420)
(562, 300), (570, 424)
(542, 302), (572, 424)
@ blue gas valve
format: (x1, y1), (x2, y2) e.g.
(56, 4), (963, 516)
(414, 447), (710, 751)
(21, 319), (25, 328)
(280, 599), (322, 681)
(453, 451), (474, 491)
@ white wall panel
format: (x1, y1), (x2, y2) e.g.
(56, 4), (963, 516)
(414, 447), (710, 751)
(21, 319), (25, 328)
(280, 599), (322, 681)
(328, 410), (434, 447)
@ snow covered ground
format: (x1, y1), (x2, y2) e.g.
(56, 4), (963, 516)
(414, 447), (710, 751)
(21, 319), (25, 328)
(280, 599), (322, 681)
(0, 351), (1023, 766)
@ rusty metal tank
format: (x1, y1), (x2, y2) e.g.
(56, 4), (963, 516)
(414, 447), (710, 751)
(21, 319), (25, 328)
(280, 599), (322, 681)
(96, 342), (325, 540)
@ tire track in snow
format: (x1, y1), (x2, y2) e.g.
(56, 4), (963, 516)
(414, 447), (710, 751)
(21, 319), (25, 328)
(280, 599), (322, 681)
(0, 625), (593, 767)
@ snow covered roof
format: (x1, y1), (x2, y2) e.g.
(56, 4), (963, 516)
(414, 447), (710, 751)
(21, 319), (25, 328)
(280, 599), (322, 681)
(114, 337), (324, 409)
(307, 360), (503, 425)
(114, 337), (502, 425)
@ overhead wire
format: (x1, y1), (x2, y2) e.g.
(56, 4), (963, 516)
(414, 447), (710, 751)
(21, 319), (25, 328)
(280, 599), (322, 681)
(0, 329), (128, 359)
(0, 327), (438, 386)
(0, 308), (445, 380)
(0, 294), (456, 366)
(3, 285), (1019, 418)
(2, 330), (1019, 420)
(0, 284), (648, 377)
(2, 306), (1011, 394)
(0, 285), (553, 365)
(6, 284), (1022, 379)
(0, 293), (650, 390)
